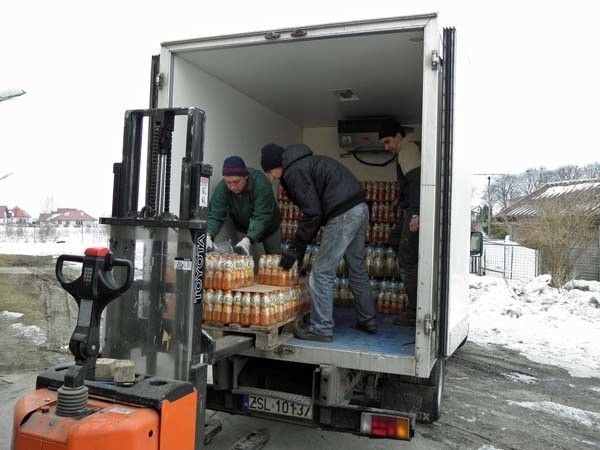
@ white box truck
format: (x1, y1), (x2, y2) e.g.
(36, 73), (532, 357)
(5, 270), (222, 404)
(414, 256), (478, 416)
(152, 13), (470, 440)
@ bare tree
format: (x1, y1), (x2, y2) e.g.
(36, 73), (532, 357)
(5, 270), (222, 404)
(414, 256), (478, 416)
(490, 174), (519, 210)
(516, 191), (598, 287)
(42, 196), (55, 214)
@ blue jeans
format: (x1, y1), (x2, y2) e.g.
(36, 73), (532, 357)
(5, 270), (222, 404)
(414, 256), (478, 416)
(309, 202), (376, 336)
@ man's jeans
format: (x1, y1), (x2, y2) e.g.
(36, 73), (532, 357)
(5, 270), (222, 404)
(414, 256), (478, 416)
(308, 202), (375, 336)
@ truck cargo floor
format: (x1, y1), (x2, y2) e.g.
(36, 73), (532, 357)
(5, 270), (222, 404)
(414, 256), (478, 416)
(240, 308), (417, 374)
(287, 308), (415, 356)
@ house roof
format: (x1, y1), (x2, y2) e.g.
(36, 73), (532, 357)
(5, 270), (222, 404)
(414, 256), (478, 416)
(500, 178), (600, 218)
(10, 206), (31, 218)
(43, 209), (96, 222)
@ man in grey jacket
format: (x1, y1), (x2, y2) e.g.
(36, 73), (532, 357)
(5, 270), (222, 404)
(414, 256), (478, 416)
(261, 143), (376, 342)
(379, 119), (421, 327)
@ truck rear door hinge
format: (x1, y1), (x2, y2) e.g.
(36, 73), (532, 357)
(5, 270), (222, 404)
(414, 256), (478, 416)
(431, 50), (442, 71)
(424, 314), (435, 335)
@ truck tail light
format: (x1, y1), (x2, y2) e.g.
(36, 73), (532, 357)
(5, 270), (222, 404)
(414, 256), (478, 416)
(360, 412), (412, 440)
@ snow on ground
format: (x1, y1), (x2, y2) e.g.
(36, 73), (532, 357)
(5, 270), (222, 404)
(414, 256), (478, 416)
(501, 372), (538, 384)
(9, 323), (47, 346)
(508, 401), (600, 430)
(469, 274), (600, 378)
(0, 227), (109, 257)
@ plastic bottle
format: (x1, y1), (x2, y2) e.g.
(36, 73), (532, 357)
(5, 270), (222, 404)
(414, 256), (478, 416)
(376, 290), (386, 313)
(232, 291), (242, 325)
(250, 293), (261, 326)
(221, 290), (233, 324)
(259, 293), (272, 326)
(240, 293), (251, 326)
(258, 255), (266, 284)
(213, 290), (223, 324)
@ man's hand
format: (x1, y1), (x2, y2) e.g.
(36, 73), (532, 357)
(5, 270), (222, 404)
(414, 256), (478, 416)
(233, 237), (251, 256)
(279, 244), (305, 271)
(409, 215), (419, 232)
(207, 234), (217, 252)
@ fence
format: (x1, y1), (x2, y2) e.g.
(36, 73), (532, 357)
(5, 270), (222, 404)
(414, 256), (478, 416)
(471, 240), (540, 282)
(0, 224), (110, 246)
(568, 246), (600, 281)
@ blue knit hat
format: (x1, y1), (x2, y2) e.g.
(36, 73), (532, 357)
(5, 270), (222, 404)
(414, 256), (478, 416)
(222, 156), (248, 176)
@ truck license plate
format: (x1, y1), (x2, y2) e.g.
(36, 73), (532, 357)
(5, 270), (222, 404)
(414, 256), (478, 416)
(244, 394), (313, 419)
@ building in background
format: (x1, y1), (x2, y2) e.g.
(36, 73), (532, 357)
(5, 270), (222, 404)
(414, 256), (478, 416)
(0, 205), (34, 225)
(38, 208), (96, 227)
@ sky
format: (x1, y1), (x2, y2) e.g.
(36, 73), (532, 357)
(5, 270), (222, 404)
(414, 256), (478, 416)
(1, 0), (599, 219)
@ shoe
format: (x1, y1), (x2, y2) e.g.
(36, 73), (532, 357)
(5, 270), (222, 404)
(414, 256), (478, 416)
(392, 310), (416, 326)
(293, 323), (333, 342)
(355, 320), (377, 334)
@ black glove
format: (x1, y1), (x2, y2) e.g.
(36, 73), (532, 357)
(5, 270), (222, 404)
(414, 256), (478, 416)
(279, 243), (305, 271)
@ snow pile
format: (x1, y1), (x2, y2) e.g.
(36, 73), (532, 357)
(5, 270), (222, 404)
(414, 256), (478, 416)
(1, 310), (24, 319)
(469, 274), (600, 378)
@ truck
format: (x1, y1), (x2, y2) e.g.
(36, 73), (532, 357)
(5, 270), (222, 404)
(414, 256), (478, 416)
(101, 12), (469, 442)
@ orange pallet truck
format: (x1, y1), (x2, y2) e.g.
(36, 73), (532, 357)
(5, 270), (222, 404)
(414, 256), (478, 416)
(12, 247), (199, 449)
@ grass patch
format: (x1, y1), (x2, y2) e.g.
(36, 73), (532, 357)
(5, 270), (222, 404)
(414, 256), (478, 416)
(0, 254), (54, 267)
(0, 274), (45, 326)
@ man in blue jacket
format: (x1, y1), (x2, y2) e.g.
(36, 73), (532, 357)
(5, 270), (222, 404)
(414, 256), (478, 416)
(261, 143), (376, 342)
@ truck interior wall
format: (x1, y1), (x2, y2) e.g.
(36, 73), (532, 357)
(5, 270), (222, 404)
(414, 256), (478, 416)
(169, 55), (301, 217)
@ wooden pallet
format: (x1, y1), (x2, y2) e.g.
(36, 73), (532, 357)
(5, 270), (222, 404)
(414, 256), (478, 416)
(203, 315), (296, 351)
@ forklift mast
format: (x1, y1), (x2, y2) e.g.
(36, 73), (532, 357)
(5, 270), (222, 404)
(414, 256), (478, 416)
(100, 107), (213, 450)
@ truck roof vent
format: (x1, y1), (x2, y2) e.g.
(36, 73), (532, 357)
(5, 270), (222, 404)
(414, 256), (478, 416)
(331, 89), (359, 102)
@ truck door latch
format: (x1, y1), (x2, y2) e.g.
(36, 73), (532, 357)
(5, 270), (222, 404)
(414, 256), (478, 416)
(424, 314), (435, 335)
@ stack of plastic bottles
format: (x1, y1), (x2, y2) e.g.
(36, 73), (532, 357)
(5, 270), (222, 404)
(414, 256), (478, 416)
(257, 254), (299, 286)
(204, 253), (254, 291)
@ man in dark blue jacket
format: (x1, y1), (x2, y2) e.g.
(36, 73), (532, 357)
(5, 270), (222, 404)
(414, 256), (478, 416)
(261, 143), (376, 342)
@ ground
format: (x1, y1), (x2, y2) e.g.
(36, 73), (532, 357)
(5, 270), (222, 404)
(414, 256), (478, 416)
(1, 254), (599, 450)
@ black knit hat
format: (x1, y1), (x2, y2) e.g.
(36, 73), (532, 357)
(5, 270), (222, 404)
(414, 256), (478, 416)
(261, 143), (285, 172)
(378, 118), (404, 140)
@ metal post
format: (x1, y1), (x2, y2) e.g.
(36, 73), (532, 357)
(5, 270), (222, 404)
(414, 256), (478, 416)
(487, 176), (492, 238)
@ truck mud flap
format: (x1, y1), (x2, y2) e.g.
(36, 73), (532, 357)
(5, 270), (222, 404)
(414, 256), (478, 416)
(381, 358), (446, 424)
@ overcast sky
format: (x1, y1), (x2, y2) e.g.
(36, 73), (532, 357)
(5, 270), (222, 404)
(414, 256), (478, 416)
(1, 0), (598, 218)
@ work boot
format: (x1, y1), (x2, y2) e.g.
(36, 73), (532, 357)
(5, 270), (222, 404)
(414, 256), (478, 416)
(293, 322), (333, 342)
(392, 310), (416, 326)
(355, 319), (377, 334)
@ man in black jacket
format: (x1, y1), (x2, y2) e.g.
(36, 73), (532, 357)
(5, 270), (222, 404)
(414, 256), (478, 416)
(379, 119), (421, 326)
(261, 143), (376, 342)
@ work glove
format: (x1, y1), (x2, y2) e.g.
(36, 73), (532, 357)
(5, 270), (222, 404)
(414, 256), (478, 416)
(233, 237), (251, 256)
(206, 234), (217, 252)
(280, 243), (306, 271)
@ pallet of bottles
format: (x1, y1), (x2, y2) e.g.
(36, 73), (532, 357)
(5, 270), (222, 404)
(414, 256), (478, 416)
(202, 281), (311, 350)
(205, 253), (255, 291)
(363, 180), (399, 203)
